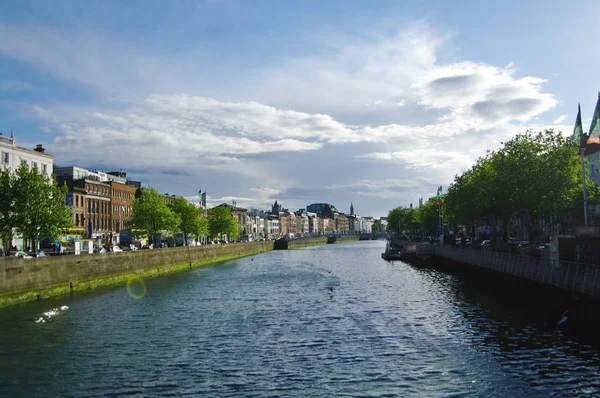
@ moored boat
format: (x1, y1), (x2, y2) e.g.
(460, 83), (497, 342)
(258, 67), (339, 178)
(381, 241), (403, 261)
(273, 238), (289, 250)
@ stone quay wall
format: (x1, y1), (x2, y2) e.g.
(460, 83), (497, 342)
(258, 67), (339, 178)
(435, 246), (600, 300)
(0, 241), (272, 298)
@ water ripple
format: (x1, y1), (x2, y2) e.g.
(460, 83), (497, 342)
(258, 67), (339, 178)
(0, 241), (599, 397)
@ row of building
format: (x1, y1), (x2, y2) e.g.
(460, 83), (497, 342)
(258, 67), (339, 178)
(224, 201), (388, 241)
(1, 132), (387, 248)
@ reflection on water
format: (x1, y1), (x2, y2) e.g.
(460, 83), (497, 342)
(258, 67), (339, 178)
(1, 240), (599, 397)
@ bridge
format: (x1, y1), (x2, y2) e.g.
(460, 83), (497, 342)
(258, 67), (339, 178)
(295, 232), (386, 240)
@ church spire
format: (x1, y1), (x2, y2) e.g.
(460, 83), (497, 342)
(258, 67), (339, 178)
(350, 202), (354, 215)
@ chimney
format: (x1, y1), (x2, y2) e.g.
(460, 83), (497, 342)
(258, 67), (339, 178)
(34, 144), (45, 153)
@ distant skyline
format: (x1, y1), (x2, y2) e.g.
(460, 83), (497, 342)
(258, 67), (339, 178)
(1, 0), (599, 218)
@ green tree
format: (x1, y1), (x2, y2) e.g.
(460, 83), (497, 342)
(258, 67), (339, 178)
(131, 188), (179, 245)
(195, 208), (209, 242)
(169, 197), (210, 245)
(387, 206), (420, 237)
(0, 168), (16, 251)
(12, 164), (72, 251)
(372, 222), (381, 234)
(444, 129), (597, 240)
(207, 205), (238, 241)
(414, 197), (441, 237)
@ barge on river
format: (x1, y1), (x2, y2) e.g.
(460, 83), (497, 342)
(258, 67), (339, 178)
(381, 240), (404, 261)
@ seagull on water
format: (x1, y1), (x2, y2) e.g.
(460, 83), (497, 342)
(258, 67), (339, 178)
(557, 310), (569, 329)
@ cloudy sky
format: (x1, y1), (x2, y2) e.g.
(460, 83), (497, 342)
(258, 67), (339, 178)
(1, 0), (599, 217)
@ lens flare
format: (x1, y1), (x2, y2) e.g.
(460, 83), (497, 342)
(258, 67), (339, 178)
(126, 276), (147, 299)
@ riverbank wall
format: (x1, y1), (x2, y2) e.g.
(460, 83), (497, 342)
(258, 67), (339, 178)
(430, 247), (600, 344)
(0, 241), (273, 308)
(434, 246), (600, 300)
(0, 236), (361, 308)
(288, 235), (359, 248)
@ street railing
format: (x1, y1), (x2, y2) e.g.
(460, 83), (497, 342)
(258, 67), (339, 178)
(435, 247), (600, 299)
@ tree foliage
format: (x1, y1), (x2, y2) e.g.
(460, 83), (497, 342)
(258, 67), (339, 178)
(169, 197), (208, 245)
(371, 222), (381, 234)
(0, 168), (15, 250)
(385, 129), (598, 240)
(131, 188), (179, 244)
(207, 205), (238, 240)
(414, 197), (441, 236)
(1, 164), (72, 250)
(444, 130), (598, 236)
(386, 199), (441, 238)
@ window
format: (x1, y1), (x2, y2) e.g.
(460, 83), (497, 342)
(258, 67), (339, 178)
(32, 161), (38, 169)
(1, 152), (8, 164)
(42, 164), (47, 175)
(21, 159), (27, 167)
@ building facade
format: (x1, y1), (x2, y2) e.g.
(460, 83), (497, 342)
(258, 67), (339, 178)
(306, 203), (338, 219)
(0, 134), (53, 177)
(110, 181), (137, 244)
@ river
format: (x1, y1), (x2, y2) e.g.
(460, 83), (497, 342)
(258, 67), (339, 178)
(1, 240), (599, 397)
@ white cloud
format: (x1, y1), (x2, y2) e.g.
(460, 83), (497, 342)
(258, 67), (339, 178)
(361, 148), (473, 170)
(553, 114), (567, 124)
(2, 21), (561, 216)
(414, 62), (557, 128)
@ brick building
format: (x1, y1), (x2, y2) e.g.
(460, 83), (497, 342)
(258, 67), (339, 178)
(110, 181), (137, 244)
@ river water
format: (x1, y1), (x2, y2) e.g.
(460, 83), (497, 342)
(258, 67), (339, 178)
(1, 240), (599, 397)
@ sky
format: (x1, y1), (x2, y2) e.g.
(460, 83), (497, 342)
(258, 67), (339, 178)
(1, 0), (599, 218)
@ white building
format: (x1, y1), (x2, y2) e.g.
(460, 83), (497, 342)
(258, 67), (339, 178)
(0, 133), (53, 177)
(0, 133), (54, 250)
(54, 166), (126, 184)
(361, 217), (374, 233)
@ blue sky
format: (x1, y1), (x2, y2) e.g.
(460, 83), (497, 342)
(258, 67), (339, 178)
(1, 0), (599, 217)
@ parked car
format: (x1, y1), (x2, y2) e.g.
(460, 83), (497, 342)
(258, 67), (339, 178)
(481, 240), (491, 248)
(518, 241), (529, 249)
(111, 246), (123, 253)
(537, 243), (550, 251)
(14, 251), (33, 259)
(508, 237), (520, 245)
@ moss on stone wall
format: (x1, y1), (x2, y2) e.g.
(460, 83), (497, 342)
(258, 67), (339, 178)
(0, 237), (359, 308)
(0, 247), (269, 308)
